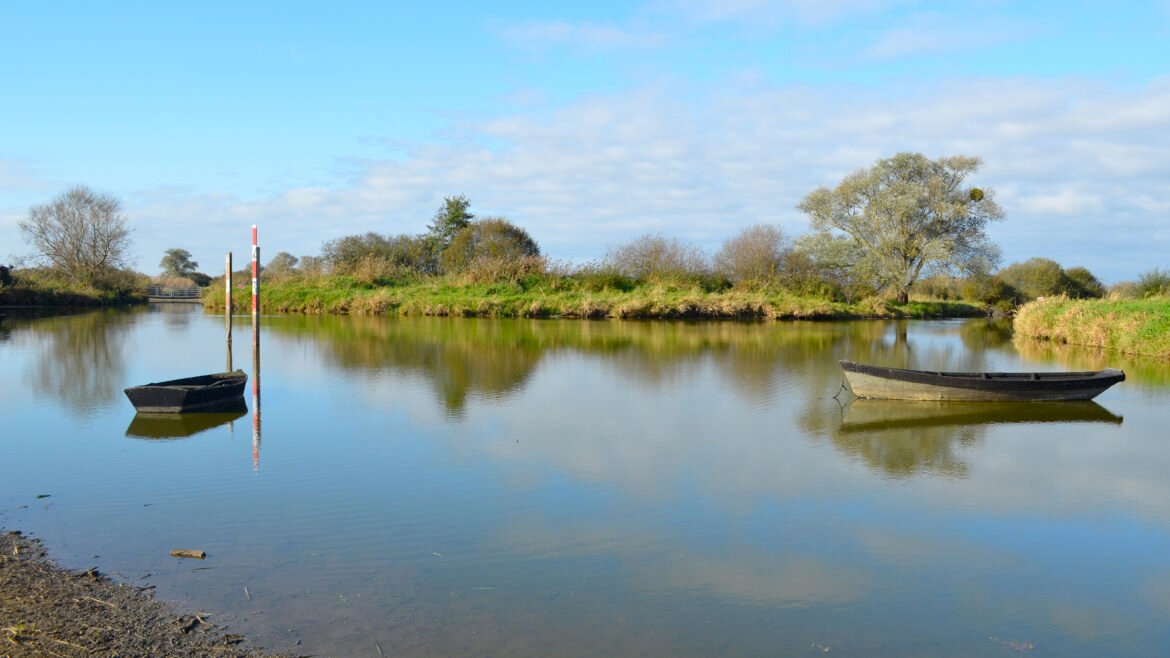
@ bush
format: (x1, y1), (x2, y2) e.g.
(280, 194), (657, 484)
(1136, 267), (1170, 298)
(995, 258), (1104, 301)
(1062, 266), (1106, 299)
(574, 262), (637, 292)
(323, 233), (432, 274)
(713, 224), (791, 285)
(604, 234), (710, 284)
(441, 218), (540, 275)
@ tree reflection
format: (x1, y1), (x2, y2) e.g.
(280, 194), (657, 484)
(27, 309), (139, 414)
(278, 316), (545, 416)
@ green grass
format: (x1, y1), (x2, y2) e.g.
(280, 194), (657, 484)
(1014, 296), (1170, 358)
(203, 273), (986, 321)
(0, 268), (146, 306)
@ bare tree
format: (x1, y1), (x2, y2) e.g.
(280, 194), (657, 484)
(20, 185), (133, 283)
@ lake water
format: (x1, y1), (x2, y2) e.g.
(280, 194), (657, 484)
(2, 305), (1169, 657)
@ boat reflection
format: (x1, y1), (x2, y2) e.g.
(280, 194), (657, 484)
(839, 399), (1124, 433)
(125, 400), (248, 440)
(822, 399), (1123, 479)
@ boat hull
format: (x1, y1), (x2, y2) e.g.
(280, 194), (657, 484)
(840, 361), (1124, 402)
(124, 370), (248, 413)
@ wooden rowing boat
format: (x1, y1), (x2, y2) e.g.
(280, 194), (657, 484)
(839, 361), (1124, 401)
(124, 370), (248, 413)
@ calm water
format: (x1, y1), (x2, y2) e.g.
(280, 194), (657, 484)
(2, 306), (1169, 657)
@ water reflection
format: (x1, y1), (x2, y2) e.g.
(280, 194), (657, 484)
(1013, 335), (1170, 388)
(273, 316), (964, 413)
(6, 309), (1170, 657)
(125, 403), (247, 440)
(810, 399), (1125, 478)
(26, 309), (140, 414)
(840, 399), (1123, 431)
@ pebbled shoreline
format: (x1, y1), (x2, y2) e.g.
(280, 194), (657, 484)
(1, 530), (299, 658)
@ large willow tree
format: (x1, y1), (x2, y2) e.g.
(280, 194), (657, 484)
(798, 153), (1004, 303)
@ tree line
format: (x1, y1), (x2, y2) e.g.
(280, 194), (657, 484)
(7, 154), (1169, 306)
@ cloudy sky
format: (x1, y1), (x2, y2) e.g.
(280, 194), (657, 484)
(1, 1), (1168, 283)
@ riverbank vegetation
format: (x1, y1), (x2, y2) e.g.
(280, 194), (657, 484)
(202, 261), (984, 319)
(7, 156), (1165, 336)
(1014, 296), (1170, 359)
(0, 265), (145, 306)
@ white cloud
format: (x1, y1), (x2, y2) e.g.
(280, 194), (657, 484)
(1017, 187), (1105, 216)
(7, 75), (1166, 283)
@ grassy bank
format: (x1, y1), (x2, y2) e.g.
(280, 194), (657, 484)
(1014, 296), (1170, 358)
(202, 274), (984, 320)
(0, 268), (146, 306)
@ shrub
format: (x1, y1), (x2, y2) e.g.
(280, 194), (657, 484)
(713, 224), (791, 285)
(441, 218), (540, 275)
(575, 262), (637, 292)
(323, 233), (432, 274)
(604, 234), (710, 284)
(1136, 267), (1170, 298)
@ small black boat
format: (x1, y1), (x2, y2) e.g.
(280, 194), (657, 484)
(840, 361), (1125, 401)
(124, 370), (248, 413)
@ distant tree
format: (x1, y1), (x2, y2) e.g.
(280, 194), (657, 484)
(605, 234), (709, 283)
(1062, 266), (1106, 299)
(160, 248), (198, 277)
(798, 153), (1004, 303)
(0, 264), (11, 288)
(187, 272), (212, 287)
(265, 251), (299, 276)
(426, 194), (474, 254)
(997, 258), (1066, 300)
(19, 185), (134, 284)
(298, 255), (325, 277)
(996, 258), (1103, 300)
(321, 232), (395, 272)
(713, 224), (791, 284)
(440, 218), (540, 274)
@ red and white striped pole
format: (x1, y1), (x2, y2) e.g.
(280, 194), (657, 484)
(251, 225), (259, 316)
(251, 225), (261, 471)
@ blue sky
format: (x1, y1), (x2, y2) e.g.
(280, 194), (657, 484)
(2, 0), (1168, 283)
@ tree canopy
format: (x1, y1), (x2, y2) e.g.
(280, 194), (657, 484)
(798, 153), (1004, 303)
(440, 218), (540, 274)
(19, 185), (134, 284)
(160, 248), (198, 277)
(427, 195), (474, 253)
(997, 258), (1105, 300)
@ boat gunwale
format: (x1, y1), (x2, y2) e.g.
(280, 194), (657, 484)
(838, 360), (1125, 401)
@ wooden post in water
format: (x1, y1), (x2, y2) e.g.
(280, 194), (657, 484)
(251, 226), (261, 471)
(225, 252), (233, 372)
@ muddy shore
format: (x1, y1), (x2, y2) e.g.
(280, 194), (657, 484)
(1, 530), (299, 658)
